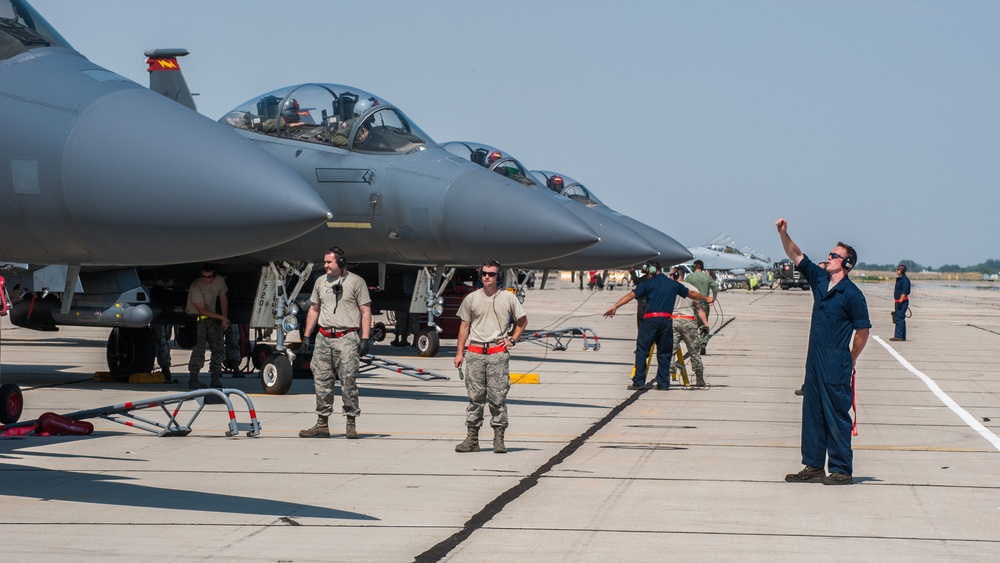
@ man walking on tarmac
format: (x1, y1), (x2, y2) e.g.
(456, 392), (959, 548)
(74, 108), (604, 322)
(299, 247), (372, 439)
(453, 261), (527, 454)
(685, 260), (719, 353)
(604, 265), (714, 391)
(669, 267), (711, 387)
(776, 218), (870, 486)
(891, 264), (910, 342)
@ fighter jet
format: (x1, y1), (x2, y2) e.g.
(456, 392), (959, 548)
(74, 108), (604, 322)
(0, 0), (332, 423)
(0, 3), (330, 267)
(99, 56), (599, 392)
(530, 171), (694, 269)
(441, 141), (660, 270)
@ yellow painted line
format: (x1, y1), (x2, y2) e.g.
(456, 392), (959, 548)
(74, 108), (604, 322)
(510, 373), (539, 384)
(326, 221), (372, 229)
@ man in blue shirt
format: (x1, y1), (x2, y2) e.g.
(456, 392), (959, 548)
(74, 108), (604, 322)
(891, 264), (910, 342)
(776, 218), (871, 485)
(605, 268), (714, 391)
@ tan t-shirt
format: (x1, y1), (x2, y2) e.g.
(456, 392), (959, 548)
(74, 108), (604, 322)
(457, 288), (526, 344)
(185, 276), (228, 316)
(310, 271), (371, 330)
(671, 281), (698, 317)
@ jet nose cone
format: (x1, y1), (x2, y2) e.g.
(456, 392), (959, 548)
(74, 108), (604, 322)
(543, 205), (660, 269)
(442, 170), (598, 265)
(615, 215), (693, 267)
(62, 89), (330, 265)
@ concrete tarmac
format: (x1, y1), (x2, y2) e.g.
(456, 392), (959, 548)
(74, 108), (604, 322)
(1, 278), (998, 562)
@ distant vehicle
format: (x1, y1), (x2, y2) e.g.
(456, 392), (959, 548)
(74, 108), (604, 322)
(775, 259), (808, 290)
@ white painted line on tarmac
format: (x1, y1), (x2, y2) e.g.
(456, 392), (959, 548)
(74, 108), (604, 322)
(875, 335), (1000, 452)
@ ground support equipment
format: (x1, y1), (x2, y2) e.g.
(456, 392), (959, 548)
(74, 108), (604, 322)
(520, 327), (600, 351)
(360, 354), (449, 381)
(2, 388), (261, 437)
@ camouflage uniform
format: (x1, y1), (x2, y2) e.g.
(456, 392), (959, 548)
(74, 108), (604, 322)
(186, 275), (228, 379)
(670, 280), (706, 386)
(457, 288), (526, 430)
(224, 323), (242, 371)
(312, 331), (361, 418)
(463, 350), (511, 429)
(151, 324), (172, 375)
(308, 271), (371, 419)
(672, 318), (704, 384)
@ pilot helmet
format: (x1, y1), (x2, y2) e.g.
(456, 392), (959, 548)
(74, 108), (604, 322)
(281, 98), (300, 123)
(547, 175), (565, 192)
(352, 97), (377, 119)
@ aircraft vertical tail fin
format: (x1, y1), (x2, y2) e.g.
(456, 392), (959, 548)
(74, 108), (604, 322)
(145, 48), (197, 111)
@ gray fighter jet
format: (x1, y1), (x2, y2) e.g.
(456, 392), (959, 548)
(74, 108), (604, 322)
(0, 0), (332, 422)
(0, 3), (330, 267)
(442, 141), (661, 269)
(104, 55), (600, 392)
(531, 171), (694, 269)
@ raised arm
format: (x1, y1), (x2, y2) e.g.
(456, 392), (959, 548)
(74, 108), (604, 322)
(775, 218), (804, 266)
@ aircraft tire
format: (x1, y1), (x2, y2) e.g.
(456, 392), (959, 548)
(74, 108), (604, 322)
(416, 328), (439, 358)
(106, 327), (155, 376)
(260, 354), (293, 395)
(0, 384), (23, 424)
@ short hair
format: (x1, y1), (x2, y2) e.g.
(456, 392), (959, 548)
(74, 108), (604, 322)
(481, 259), (501, 271)
(836, 241), (857, 271)
(897, 264), (907, 273)
(693, 259), (705, 271)
(200, 263), (215, 274)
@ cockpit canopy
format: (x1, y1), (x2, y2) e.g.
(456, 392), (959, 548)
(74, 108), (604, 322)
(220, 83), (434, 154)
(531, 170), (604, 207)
(1, 0), (72, 60)
(442, 142), (538, 187)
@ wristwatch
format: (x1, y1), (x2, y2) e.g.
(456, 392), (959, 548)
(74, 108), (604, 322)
(508, 338), (516, 347)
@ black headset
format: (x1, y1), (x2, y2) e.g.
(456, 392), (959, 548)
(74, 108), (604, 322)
(841, 244), (856, 271)
(328, 246), (347, 269)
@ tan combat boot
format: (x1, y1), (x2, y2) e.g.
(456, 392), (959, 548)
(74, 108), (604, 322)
(345, 416), (359, 439)
(455, 427), (480, 452)
(299, 416), (330, 438)
(493, 427), (507, 454)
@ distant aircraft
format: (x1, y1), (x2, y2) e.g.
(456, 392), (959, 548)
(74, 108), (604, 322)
(442, 142), (660, 270)
(530, 171), (694, 269)
(0, 0), (332, 422)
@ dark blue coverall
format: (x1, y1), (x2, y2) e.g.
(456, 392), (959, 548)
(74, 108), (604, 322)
(632, 274), (688, 389)
(797, 255), (871, 476)
(894, 273), (910, 340)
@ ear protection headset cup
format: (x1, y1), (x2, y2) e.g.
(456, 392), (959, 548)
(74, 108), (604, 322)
(329, 246), (347, 269)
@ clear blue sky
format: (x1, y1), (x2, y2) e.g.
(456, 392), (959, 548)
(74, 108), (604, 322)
(33, 0), (999, 268)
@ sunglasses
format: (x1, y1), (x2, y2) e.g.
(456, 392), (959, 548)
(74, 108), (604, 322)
(201, 274), (215, 279)
(827, 252), (844, 261)
(481, 271), (498, 277)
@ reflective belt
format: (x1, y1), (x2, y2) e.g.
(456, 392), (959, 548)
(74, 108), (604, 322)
(318, 327), (357, 338)
(468, 345), (507, 355)
(196, 315), (209, 321)
(894, 295), (909, 303)
(643, 312), (693, 320)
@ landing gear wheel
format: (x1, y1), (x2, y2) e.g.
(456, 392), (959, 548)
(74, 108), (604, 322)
(251, 344), (274, 371)
(0, 384), (23, 424)
(415, 328), (439, 358)
(260, 354), (293, 395)
(106, 327), (155, 376)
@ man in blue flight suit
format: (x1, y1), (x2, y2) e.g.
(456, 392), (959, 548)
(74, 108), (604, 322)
(605, 266), (714, 391)
(776, 218), (871, 485)
(891, 264), (910, 342)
